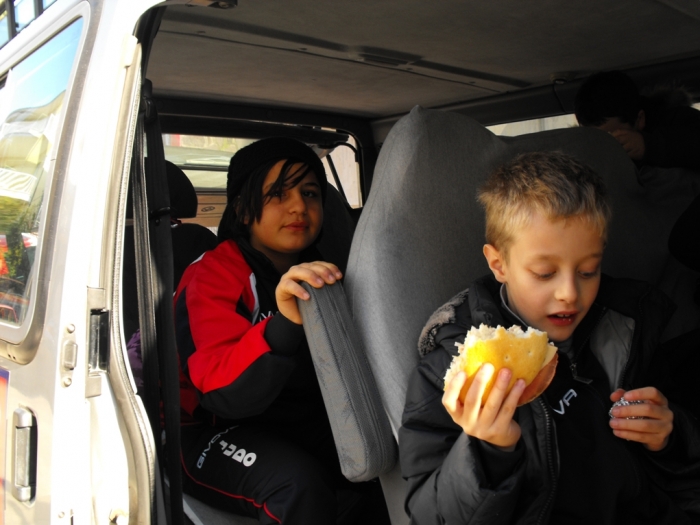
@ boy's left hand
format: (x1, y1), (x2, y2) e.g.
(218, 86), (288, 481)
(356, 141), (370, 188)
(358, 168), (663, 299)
(609, 387), (673, 451)
(276, 262), (342, 325)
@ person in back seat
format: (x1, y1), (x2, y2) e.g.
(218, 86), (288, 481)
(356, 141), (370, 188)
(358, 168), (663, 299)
(575, 70), (700, 171)
(174, 137), (388, 525)
(400, 152), (700, 524)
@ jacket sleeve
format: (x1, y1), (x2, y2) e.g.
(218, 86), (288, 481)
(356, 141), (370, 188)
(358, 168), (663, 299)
(640, 402), (700, 518)
(175, 250), (304, 420)
(399, 335), (526, 525)
(642, 105), (700, 170)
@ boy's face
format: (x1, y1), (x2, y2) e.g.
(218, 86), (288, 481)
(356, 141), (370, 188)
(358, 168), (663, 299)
(483, 211), (604, 343)
(248, 160), (323, 259)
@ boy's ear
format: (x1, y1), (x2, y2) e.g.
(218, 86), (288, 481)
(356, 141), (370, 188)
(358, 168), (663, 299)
(483, 244), (507, 283)
(635, 109), (646, 131)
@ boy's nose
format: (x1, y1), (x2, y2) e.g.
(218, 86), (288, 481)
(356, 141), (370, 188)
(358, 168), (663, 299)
(287, 189), (307, 213)
(554, 275), (578, 304)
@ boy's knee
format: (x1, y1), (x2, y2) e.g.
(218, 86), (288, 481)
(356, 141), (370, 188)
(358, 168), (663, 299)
(264, 458), (338, 523)
(282, 456), (336, 496)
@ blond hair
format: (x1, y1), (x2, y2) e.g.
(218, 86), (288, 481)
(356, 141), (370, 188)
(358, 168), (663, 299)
(478, 151), (611, 255)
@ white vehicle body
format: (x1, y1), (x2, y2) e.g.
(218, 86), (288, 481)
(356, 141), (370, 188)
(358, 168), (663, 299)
(0, 0), (698, 524)
(0, 1), (158, 523)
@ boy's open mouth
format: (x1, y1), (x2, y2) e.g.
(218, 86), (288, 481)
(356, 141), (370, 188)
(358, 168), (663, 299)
(547, 313), (577, 326)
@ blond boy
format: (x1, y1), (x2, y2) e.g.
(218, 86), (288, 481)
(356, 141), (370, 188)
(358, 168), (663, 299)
(400, 151), (700, 524)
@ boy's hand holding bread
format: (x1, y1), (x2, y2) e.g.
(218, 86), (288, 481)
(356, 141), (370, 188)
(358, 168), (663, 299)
(442, 324), (558, 450)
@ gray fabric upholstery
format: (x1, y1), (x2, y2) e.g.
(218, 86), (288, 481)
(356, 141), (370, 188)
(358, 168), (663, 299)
(344, 106), (700, 524)
(347, 105), (700, 439)
(317, 184), (356, 274)
(298, 281), (398, 482)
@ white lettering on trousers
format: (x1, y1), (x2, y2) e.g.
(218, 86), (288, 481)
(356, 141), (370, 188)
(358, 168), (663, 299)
(218, 440), (257, 467)
(552, 389), (578, 415)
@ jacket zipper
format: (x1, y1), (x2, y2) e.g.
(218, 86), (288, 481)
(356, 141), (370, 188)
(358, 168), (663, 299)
(569, 306), (607, 384)
(569, 362), (593, 384)
(537, 305), (606, 523)
(536, 397), (557, 525)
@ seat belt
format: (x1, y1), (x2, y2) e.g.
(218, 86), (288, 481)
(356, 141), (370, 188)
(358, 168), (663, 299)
(130, 105), (161, 524)
(132, 79), (184, 525)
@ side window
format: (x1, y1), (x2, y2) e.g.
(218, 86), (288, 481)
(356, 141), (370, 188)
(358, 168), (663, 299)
(488, 114), (578, 136)
(321, 136), (362, 208)
(0, 19), (83, 326)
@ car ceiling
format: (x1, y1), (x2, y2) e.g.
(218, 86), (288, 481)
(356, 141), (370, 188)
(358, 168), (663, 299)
(148, 0), (700, 125)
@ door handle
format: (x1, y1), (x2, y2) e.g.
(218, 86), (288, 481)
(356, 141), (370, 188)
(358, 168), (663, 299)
(12, 408), (36, 502)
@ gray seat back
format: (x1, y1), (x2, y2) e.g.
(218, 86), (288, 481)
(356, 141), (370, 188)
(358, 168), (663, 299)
(345, 106), (699, 520)
(298, 281), (398, 482)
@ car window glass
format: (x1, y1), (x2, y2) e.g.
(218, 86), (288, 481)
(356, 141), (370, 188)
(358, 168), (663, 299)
(321, 136), (361, 208)
(488, 114), (578, 136)
(163, 134), (253, 190)
(14, 0), (37, 33)
(163, 133), (362, 207)
(0, 4), (9, 48)
(490, 104), (700, 136)
(0, 19), (83, 326)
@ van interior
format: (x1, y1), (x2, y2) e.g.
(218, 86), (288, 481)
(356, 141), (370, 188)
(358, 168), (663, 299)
(125, 1), (700, 524)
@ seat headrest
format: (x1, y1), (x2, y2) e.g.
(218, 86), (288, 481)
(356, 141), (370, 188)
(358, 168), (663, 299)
(163, 160), (198, 219)
(126, 159), (199, 220)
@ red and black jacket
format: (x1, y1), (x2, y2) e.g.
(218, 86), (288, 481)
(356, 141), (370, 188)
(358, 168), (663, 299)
(174, 239), (327, 430)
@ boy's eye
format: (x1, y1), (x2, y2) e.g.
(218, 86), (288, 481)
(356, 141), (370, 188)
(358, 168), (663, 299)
(579, 267), (601, 279)
(302, 189), (319, 198)
(533, 271), (554, 280)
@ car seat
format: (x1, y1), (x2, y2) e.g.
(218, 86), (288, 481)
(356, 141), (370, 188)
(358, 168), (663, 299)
(166, 160), (219, 287)
(122, 160), (218, 341)
(300, 106), (700, 524)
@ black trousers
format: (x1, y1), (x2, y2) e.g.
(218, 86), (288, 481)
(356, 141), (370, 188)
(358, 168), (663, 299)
(180, 424), (390, 525)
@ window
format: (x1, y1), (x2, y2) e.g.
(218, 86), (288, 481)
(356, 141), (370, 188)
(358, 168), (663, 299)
(321, 135), (362, 208)
(0, 3), (9, 48)
(163, 133), (362, 218)
(490, 102), (700, 136)
(0, 0), (59, 49)
(0, 19), (83, 326)
(163, 134), (254, 191)
(488, 114), (578, 137)
(13, 0), (36, 33)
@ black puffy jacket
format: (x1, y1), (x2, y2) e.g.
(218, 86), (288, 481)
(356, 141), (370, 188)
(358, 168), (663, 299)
(400, 274), (700, 524)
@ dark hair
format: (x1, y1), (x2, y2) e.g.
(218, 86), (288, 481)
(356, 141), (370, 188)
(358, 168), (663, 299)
(574, 71), (641, 127)
(217, 137), (327, 243)
(219, 159), (318, 240)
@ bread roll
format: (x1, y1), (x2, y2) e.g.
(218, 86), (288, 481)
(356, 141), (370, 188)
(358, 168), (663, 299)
(444, 324), (558, 406)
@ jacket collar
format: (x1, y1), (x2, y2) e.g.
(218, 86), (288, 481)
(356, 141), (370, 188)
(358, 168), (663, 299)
(417, 273), (675, 361)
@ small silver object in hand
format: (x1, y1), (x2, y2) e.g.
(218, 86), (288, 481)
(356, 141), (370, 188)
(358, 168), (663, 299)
(609, 397), (645, 419)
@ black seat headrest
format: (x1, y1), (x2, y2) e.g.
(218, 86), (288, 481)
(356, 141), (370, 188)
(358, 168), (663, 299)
(126, 160), (199, 219)
(164, 160), (198, 219)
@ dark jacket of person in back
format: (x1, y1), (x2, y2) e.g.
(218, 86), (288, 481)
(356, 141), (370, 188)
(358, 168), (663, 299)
(575, 71), (700, 171)
(640, 88), (700, 171)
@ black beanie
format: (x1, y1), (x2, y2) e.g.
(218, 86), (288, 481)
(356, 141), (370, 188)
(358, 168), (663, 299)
(226, 137), (327, 204)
